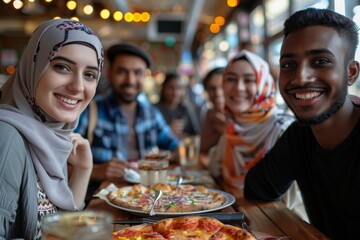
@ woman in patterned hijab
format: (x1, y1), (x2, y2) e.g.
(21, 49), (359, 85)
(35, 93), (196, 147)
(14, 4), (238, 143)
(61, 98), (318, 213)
(209, 50), (293, 187)
(0, 19), (103, 239)
(208, 50), (308, 221)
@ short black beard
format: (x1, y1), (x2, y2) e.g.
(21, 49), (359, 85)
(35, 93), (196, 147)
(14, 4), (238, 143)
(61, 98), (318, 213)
(293, 80), (348, 126)
(113, 84), (139, 105)
(114, 91), (138, 104)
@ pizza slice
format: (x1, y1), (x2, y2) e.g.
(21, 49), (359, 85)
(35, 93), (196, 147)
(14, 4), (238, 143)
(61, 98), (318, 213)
(153, 216), (224, 239)
(112, 216), (256, 240)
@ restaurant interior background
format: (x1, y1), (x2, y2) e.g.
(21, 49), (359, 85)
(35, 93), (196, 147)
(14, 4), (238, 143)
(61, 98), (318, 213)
(0, 0), (360, 104)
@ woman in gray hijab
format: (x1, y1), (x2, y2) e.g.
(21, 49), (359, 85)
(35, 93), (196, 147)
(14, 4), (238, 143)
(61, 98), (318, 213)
(0, 19), (103, 239)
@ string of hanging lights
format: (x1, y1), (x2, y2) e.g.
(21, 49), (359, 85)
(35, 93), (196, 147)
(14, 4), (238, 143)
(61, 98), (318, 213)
(2, 0), (151, 23)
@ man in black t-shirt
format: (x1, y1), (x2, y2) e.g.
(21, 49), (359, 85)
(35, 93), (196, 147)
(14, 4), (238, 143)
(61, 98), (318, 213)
(244, 8), (360, 240)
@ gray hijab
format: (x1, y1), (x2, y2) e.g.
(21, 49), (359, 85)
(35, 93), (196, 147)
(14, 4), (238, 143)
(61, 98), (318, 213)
(0, 19), (103, 210)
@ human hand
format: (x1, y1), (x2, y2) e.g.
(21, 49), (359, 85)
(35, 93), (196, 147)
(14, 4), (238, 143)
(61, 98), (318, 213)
(208, 110), (226, 133)
(92, 158), (132, 181)
(168, 150), (179, 163)
(68, 132), (93, 170)
(212, 95), (225, 112)
(222, 164), (245, 190)
(170, 118), (185, 138)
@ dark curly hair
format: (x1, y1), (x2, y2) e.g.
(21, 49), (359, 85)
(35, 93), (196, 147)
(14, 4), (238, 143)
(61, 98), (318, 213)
(284, 8), (359, 61)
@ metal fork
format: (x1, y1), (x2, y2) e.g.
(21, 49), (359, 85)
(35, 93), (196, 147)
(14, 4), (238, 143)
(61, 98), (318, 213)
(149, 190), (162, 216)
(175, 176), (183, 193)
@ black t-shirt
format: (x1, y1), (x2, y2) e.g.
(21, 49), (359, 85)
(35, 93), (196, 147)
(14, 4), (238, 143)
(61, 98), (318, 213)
(244, 120), (360, 240)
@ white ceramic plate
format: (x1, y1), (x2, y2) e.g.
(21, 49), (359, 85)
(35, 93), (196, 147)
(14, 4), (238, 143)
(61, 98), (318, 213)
(104, 186), (235, 216)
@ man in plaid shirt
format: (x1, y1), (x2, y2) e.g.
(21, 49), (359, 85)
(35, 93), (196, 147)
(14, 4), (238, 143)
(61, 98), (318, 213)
(75, 43), (179, 197)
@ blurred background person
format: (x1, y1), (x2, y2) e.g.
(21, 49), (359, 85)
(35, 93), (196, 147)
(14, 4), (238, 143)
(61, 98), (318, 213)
(75, 43), (179, 202)
(186, 73), (205, 110)
(155, 72), (200, 139)
(200, 67), (226, 154)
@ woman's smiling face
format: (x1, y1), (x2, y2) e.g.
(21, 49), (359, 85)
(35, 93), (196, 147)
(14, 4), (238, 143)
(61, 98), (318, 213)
(35, 44), (99, 123)
(223, 59), (258, 114)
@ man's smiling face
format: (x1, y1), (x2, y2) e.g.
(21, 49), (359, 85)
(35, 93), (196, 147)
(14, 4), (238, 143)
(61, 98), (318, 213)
(108, 54), (147, 106)
(279, 25), (349, 125)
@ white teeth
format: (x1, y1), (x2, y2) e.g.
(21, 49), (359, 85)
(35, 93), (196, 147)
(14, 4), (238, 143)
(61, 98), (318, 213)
(56, 95), (78, 105)
(232, 96), (247, 101)
(295, 92), (320, 100)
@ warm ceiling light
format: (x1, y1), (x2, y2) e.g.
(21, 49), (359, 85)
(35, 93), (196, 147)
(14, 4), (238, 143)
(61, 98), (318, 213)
(13, 0), (23, 9)
(83, 4), (93, 15)
(215, 16), (225, 26)
(226, 22), (237, 35)
(227, 0), (238, 7)
(124, 12), (133, 22)
(141, 12), (150, 22)
(203, 49), (215, 59)
(210, 23), (220, 33)
(133, 12), (141, 22)
(28, 0), (34, 2)
(6, 65), (15, 75)
(45, 0), (52, 2)
(219, 40), (230, 52)
(3, 0), (11, 3)
(113, 11), (123, 21)
(100, 9), (110, 19)
(71, 16), (79, 21)
(66, 0), (76, 10)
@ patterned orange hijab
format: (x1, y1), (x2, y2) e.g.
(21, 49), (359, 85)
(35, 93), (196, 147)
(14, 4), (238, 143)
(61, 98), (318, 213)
(222, 50), (293, 188)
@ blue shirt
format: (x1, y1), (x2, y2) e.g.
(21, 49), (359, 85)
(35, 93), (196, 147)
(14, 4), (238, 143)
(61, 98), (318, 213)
(75, 92), (179, 163)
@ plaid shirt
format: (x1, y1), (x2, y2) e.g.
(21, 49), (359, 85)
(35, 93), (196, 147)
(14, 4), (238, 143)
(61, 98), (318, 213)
(75, 92), (179, 163)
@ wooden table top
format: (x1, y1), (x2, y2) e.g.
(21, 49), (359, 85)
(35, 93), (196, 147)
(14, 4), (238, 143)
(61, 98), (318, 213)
(86, 166), (329, 240)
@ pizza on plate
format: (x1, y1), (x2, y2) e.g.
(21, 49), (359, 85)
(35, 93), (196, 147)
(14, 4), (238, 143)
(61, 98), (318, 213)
(107, 183), (227, 213)
(112, 216), (255, 240)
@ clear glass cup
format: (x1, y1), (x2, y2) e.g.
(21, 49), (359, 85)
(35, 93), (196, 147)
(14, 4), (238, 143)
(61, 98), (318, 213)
(179, 135), (200, 167)
(138, 159), (169, 186)
(41, 210), (113, 240)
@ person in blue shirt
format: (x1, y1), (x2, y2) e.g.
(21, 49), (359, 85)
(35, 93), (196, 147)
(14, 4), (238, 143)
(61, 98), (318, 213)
(75, 43), (179, 191)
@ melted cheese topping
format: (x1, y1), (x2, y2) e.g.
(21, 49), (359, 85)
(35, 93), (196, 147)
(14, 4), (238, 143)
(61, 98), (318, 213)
(166, 229), (233, 239)
(113, 228), (235, 240)
(113, 231), (164, 240)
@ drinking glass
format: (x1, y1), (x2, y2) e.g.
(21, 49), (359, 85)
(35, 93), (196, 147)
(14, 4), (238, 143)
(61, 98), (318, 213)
(179, 135), (200, 167)
(41, 210), (113, 240)
(138, 158), (169, 186)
